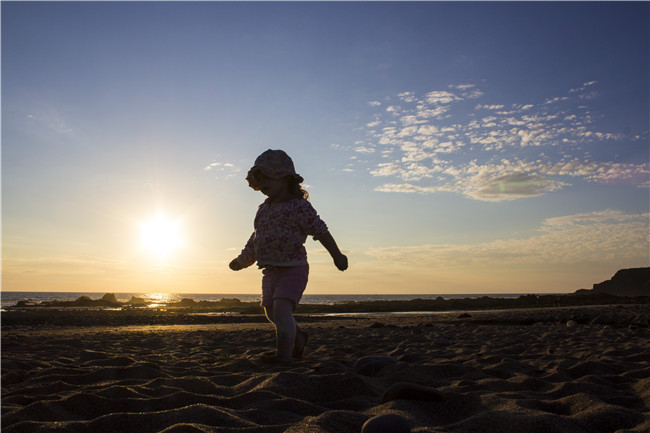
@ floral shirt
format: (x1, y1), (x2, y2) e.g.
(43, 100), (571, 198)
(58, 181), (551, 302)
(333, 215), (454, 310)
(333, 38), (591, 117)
(237, 197), (329, 268)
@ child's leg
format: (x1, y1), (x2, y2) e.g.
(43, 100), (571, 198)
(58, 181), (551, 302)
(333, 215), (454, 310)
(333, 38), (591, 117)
(268, 298), (296, 361)
(265, 304), (308, 360)
(293, 324), (308, 359)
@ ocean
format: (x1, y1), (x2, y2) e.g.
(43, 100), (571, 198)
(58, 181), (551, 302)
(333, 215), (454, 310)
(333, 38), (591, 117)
(0, 291), (539, 309)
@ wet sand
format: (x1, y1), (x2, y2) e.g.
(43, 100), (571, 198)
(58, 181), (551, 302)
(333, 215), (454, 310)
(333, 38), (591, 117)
(2, 305), (649, 432)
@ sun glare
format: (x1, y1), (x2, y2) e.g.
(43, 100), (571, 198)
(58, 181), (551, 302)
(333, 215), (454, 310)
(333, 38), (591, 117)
(140, 215), (183, 259)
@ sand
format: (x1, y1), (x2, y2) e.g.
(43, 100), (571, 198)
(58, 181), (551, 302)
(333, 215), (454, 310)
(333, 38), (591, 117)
(2, 305), (649, 432)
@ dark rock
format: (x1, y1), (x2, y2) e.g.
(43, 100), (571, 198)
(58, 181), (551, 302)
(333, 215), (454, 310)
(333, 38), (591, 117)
(128, 296), (148, 306)
(361, 414), (410, 433)
(179, 298), (197, 306)
(73, 296), (95, 306)
(15, 300), (36, 307)
(101, 293), (119, 305)
(353, 356), (398, 377)
(381, 382), (445, 403)
(587, 268), (650, 297)
(458, 313), (472, 319)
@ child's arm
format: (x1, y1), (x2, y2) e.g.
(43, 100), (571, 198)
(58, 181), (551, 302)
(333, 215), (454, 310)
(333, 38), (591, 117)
(318, 232), (348, 271)
(230, 232), (256, 271)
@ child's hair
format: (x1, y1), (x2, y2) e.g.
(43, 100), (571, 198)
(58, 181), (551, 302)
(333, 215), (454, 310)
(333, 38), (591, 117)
(288, 176), (309, 200)
(246, 149), (309, 199)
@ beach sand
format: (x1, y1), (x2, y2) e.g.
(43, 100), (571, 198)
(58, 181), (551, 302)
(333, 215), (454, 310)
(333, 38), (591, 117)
(2, 305), (649, 432)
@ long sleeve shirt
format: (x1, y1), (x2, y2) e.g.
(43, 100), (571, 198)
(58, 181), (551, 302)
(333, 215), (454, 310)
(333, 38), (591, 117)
(236, 197), (329, 268)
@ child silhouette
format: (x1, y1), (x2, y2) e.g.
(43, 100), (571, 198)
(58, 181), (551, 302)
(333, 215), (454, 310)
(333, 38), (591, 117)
(230, 149), (348, 363)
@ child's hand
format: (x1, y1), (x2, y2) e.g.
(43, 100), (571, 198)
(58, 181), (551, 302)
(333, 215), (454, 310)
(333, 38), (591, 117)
(229, 258), (244, 271)
(333, 254), (348, 271)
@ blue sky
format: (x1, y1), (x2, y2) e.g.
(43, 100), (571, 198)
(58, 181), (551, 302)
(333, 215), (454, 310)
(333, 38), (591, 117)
(2, 2), (648, 294)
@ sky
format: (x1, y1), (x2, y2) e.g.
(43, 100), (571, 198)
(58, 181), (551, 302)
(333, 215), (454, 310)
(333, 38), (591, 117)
(2, 1), (649, 295)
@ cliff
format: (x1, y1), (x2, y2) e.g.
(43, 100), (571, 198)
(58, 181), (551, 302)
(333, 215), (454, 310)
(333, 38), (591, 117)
(578, 268), (650, 297)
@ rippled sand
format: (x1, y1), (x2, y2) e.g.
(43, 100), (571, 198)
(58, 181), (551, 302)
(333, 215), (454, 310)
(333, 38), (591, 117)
(2, 305), (649, 432)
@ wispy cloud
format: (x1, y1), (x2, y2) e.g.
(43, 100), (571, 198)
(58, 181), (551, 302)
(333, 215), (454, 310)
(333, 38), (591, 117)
(354, 146), (375, 154)
(203, 160), (241, 178)
(25, 109), (75, 136)
(3, 255), (128, 276)
(371, 158), (648, 201)
(352, 81), (649, 201)
(366, 210), (649, 266)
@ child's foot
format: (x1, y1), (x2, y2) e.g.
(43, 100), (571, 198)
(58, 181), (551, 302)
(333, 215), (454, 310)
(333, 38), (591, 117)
(293, 330), (308, 359)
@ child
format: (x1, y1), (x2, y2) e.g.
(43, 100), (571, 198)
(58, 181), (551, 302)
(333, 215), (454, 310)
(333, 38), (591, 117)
(229, 149), (348, 363)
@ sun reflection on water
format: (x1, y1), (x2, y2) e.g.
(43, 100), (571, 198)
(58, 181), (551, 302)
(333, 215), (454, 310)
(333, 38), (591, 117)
(143, 293), (178, 308)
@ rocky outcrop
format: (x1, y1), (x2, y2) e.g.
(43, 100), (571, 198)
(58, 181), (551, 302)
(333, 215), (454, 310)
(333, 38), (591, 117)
(587, 268), (650, 297)
(101, 293), (119, 305)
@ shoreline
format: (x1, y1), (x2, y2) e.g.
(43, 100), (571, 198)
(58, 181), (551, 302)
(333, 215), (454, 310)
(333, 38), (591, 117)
(3, 303), (648, 330)
(4, 290), (648, 318)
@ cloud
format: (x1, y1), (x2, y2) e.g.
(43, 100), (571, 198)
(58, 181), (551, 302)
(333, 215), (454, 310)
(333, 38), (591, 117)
(463, 89), (485, 99)
(25, 110), (75, 136)
(398, 92), (416, 103)
(365, 210), (649, 267)
(425, 91), (461, 105)
(476, 104), (505, 110)
(544, 96), (570, 104)
(203, 160), (241, 178)
(354, 146), (375, 154)
(463, 171), (566, 201)
(570, 80), (598, 93)
(374, 158), (648, 201)
(353, 81), (649, 201)
(3, 255), (129, 276)
(374, 159), (569, 201)
(540, 208), (643, 229)
(449, 83), (475, 90)
(370, 163), (401, 177)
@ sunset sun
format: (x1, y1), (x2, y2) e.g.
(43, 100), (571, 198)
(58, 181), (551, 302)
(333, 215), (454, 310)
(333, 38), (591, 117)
(140, 215), (183, 259)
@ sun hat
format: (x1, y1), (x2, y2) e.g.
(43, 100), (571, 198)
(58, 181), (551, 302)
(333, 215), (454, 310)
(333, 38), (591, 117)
(246, 149), (304, 191)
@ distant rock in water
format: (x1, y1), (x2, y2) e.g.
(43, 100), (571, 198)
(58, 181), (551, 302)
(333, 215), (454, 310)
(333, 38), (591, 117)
(101, 293), (119, 304)
(577, 268), (650, 297)
(73, 296), (95, 307)
(127, 296), (148, 306)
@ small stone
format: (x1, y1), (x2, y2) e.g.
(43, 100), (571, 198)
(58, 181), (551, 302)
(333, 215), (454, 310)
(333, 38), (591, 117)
(458, 313), (472, 319)
(566, 320), (577, 328)
(361, 414), (410, 433)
